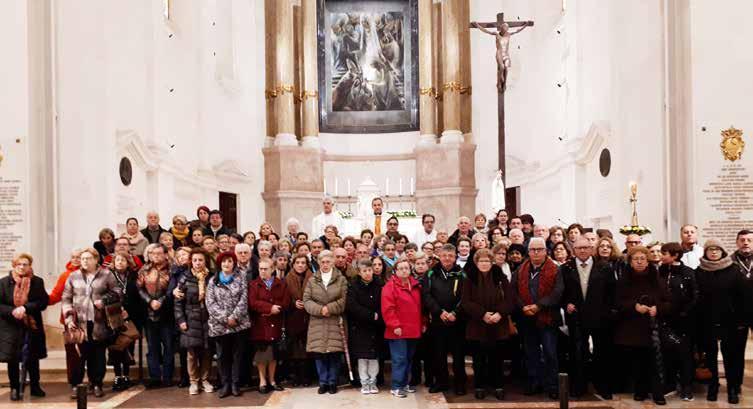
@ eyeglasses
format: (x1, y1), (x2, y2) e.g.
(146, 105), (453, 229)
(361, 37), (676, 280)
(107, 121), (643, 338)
(529, 248), (546, 253)
(626, 241), (642, 245)
(574, 246), (592, 250)
(477, 259), (492, 263)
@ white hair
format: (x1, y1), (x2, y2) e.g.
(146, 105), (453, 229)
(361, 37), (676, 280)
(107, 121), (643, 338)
(257, 240), (272, 250)
(235, 243), (251, 253)
(509, 228), (524, 237)
(318, 249), (334, 262)
(528, 237), (546, 248)
(286, 217), (300, 228)
(458, 216), (471, 224)
(322, 196), (335, 204)
(471, 232), (488, 243)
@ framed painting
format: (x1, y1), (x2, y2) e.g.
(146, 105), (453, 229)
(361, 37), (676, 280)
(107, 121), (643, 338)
(318, 0), (419, 133)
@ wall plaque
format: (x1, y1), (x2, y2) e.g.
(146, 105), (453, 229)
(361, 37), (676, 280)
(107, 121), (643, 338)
(0, 140), (28, 271)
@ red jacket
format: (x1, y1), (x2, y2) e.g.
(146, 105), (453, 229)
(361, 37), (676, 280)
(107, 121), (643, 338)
(249, 277), (290, 342)
(50, 262), (78, 324)
(381, 275), (424, 340)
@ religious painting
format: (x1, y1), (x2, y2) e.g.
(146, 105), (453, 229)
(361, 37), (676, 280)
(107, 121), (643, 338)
(318, 0), (419, 133)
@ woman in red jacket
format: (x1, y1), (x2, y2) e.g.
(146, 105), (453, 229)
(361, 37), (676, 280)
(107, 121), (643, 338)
(249, 258), (290, 394)
(381, 259), (424, 398)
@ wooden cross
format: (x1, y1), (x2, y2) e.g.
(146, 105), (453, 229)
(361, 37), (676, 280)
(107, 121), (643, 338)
(470, 13), (534, 185)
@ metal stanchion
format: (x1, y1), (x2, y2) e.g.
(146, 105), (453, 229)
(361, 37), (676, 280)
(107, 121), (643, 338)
(138, 336), (144, 383)
(76, 383), (88, 409)
(559, 373), (569, 409)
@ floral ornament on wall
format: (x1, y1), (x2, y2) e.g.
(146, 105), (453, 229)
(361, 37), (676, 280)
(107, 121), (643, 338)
(720, 126), (745, 162)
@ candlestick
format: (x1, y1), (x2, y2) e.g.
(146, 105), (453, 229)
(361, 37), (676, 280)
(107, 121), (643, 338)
(410, 177), (415, 195)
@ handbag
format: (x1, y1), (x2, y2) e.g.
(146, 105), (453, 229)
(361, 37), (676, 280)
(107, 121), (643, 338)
(105, 301), (124, 331)
(507, 316), (518, 336)
(108, 320), (140, 352)
(63, 310), (87, 346)
(276, 312), (291, 355)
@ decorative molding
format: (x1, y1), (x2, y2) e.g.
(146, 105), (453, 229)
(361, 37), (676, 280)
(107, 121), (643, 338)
(323, 153), (416, 162)
(573, 121), (609, 165)
(116, 129), (253, 189)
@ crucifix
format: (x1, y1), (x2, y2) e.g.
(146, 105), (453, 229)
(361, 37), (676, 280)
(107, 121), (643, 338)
(471, 13), (534, 186)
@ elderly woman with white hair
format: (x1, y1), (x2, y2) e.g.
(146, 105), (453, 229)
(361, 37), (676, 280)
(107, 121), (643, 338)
(285, 217), (301, 245)
(304, 250), (349, 394)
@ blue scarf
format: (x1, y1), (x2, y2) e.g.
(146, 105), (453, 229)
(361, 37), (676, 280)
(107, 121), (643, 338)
(263, 277), (274, 290)
(219, 271), (234, 285)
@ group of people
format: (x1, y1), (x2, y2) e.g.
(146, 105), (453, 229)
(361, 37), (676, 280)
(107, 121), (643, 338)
(1, 197), (752, 405)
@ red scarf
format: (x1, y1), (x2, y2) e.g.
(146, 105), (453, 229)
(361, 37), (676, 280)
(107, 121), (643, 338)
(517, 258), (558, 328)
(12, 269), (37, 330)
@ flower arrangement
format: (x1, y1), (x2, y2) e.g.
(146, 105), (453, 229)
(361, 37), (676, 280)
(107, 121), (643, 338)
(619, 224), (651, 236)
(387, 210), (417, 218)
(338, 210), (354, 219)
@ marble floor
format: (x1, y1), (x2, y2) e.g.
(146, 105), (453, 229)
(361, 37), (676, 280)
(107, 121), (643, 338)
(0, 379), (750, 409)
(0, 352), (751, 409)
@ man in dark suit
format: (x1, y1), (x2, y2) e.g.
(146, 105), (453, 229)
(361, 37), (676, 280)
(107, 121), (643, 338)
(561, 237), (616, 399)
(141, 211), (167, 244)
(202, 210), (233, 239)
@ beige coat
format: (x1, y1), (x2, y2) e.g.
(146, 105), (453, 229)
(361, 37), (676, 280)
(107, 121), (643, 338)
(303, 269), (348, 354)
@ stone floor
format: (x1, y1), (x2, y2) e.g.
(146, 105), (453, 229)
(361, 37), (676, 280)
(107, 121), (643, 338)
(0, 352), (751, 409)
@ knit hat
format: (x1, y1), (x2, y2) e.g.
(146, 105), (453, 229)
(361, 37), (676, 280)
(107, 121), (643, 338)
(508, 243), (527, 256)
(703, 238), (724, 251)
(703, 239), (728, 258)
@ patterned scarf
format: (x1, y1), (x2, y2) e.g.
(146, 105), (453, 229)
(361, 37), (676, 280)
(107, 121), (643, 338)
(517, 258), (558, 328)
(140, 263), (170, 296)
(191, 267), (208, 301)
(12, 270), (31, 307)
(12, 268), (37, 330)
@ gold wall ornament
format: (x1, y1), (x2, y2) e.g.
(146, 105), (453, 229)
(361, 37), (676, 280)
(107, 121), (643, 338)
(0, 144), (4, 168)
(441, 81), (472, 95)
(264, 84), (296, 100)
(720, 126), (745, 162)
(419, 87), (438, 99)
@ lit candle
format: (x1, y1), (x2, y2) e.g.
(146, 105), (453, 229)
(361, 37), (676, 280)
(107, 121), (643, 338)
(335, 178), (339, 196)
(323, 178), (327, 195)
(629, 181), (637, 197)
(399, 178), (403, 196)
(410, 177), (415, 195)
(385, 177), (389, 196)
(347, 179), (351, 196)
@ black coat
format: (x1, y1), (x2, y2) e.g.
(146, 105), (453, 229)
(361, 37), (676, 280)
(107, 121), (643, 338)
(0, 274), (49, 362)
(613, 267), (672, 347)
(174, 270), (211, 349)
(346, 277), (384, 359)
(561, 259), (616, 330)
(658, 262), (698, 333)
(202, 225), (234, 240)
(112, 269), (147, 329)
(423, 263), (465, 326)
(141, 225), (168, 244)
(695, 259), (746, 329)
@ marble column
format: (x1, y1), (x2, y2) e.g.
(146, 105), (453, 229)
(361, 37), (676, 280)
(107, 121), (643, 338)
(272, 0), (297, 146)
(440, 0), (467, 144)
(418, 0), (436, 145)
(414, 0), (477, 223)
(264, 0), (276, 147)
(458, 0), (472, 139)
(301, 0), (320, 148)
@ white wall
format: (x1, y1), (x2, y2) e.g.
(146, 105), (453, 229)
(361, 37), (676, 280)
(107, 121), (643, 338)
(688, 0), (753, 248)
(54, 0), (267, 262)
(469, 0), (670, 242)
